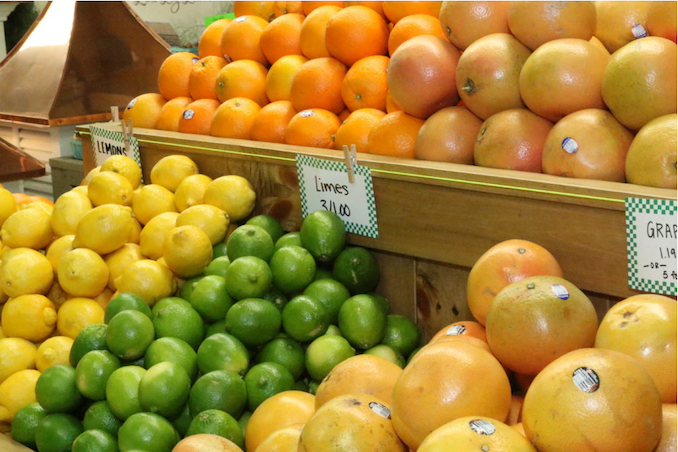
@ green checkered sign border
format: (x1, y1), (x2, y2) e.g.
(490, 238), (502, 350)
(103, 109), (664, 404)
(297, 154), (379, 238)
(626, 197), (677, 296)
(90, 126), (141, 169)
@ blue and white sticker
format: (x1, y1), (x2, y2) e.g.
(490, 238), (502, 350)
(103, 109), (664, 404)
(469, 419), (496, 435)
(551, 284), (570, 300)
(183, 109), (195, 120)
(126, 98), (137, 110)
(632, 23), (648, 39)
(446, 325), (466, 336)
(561, 137), (579, 154)
(300, 110), (314, 118)
(369, 402), (391, 419)
(192, 57), (200, 64)
(572, 367), (600, 393)
(235, 16), (246, 22)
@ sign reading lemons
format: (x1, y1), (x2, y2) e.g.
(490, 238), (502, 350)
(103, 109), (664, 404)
(626, 197), (677, 296)
(90, 126), (141, 168)
(296, 154), (378, 238)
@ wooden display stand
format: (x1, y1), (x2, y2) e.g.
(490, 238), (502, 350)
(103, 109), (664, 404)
(77, 123), (676, 339)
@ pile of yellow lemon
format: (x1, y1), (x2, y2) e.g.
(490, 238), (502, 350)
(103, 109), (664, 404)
(0, 155), (256, 430)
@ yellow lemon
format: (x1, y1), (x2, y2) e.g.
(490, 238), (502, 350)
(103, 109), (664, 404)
(0, 188), (17, 229)
(72, 204), (134, 255)
(0, 338), (36, 384)
(132, 184), (177, 225)
(128, 218), (142, 244)
(88, 171), (134, 207)
(100, 155), (142, 189)
(115, 259), (175, 306)
(71, 185), (89, 197)
(0, 208), (53, 250)
(174, 174), (213, 212)
(19, 201), (53, 216)
(203, 175), (257, 221)
(150, 155), (199, 192)
(1, 295), (56, 342)
(139, 212), (179, 260)
(0, 248), (53, 298)
(176, 204), (230, 245)
(163, 225), (213, 278)
(56, 298), (105, 339)
(104, 243), (143, 291)
(92, 287), (114, 311)
(83, 166), (101, 185)
(35, 336), (73, 372)
(50, 191), (92, 237)
(45, 235), (75, 274)
(47, 281), (70, 311)
(57, 248), (109, 298)
(0, 369), (40, 423)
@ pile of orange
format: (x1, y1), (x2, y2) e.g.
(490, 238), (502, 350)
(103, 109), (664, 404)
(125, 1), (677, 188)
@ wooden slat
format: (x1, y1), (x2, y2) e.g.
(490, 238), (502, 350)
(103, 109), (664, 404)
(0, 433), (32, 452)
(372, 250), (416, 318)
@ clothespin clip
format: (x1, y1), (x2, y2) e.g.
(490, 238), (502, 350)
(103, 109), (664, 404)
(110, 106), (119, 122)
(342, 144), (357, 184)
(121, 118), (130, 154)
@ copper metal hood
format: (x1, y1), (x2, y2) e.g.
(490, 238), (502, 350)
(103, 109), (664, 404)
(0, 137), (45, 182)
(0, 0), (171, 128)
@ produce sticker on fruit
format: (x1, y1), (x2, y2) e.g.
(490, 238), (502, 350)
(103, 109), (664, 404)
(296, 154), (378, 238)
(626, 198), (677, 296)
(90, 125), (141, 169)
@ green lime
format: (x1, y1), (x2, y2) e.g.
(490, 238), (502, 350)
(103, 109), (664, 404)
(106, 310), (155, 360)
(206, 320), (227, 337)
(11, 402), (46, 449)
(263, 287), (288, 312)
(338, 294), (387, 349)
(105, 366), (146, 421)
(171, 403), (192, 438)
(332, 247), (380, 294)
(204, 256), (231, 278)
(244, 362), (294, 412)
(104, 292), (152, 324)
(152, 297), (205, 350)
(186, 409), (244, 449)
(71, 429), (118, 452)
(75, 350), (121, 401)
(224, 256), (273, 301)
(369, 292), (391, 315)
(300, 210), (346, 264)
(70, 324), (108, 367)
(314, 268), (334, 281)
(305, 335), (356, 381)
(213, 242), (228, 259)
(144, 337), (198, 381)
(180, 276), (202, 301)
(189, 370), (247, 418)
(82, 400), (122, 437)
(257, 337), (305, 379)
(237, 411), (252, 437)
(246, 215), (285, 243)
(225, 298), (281, 347)
(303, 279), (350, 325)
(381, 314), (421, 357)
(36, 365), (83, 414)
(118, 412), (179, 452)
(226, 225), (275, 262)
(364, 344), (405, 368)
(325, 324), (343, 336)
(189, 275), (233, 322)
(308, 380), (321, 395)
(196, 333), (250, 376)
(139, 361), (191, 418)
(34, 413), (83, 452)
(269, 246), (316, 295)
(274, 231), (302, 251)
(407, 346), (422, 364)
(281, 295), (329, 343)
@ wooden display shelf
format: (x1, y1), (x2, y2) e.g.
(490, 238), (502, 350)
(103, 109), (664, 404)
(77, 123), (676, 338)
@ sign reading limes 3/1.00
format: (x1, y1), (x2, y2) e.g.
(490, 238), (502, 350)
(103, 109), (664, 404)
(90, 125), (142, 169)
(626, 197), (677, 296)
(296, 154), (379, 238)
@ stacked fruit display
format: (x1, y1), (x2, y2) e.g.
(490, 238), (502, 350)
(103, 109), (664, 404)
(124, 0), (676, 188)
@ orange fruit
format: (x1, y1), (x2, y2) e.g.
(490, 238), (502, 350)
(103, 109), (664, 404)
(345, 1), (383, 17)
(250, 100), (297, 144)
(265, 54), (308, 102)
(382, 1), (442, 24)
(391, 340), (511, 450)
(625, 114), (678, 189)
(260, 13), (304, 64)
(299, 5), (342, 59)
(302, 1), (344, 15)
(337, 108), (350, 122)
(221, 15), (270, 66)
(210, 97), (262, 140)
(123, 93), (166, 129)
(595, 1), (651, 53)
(289, 57), (346, 114)
(439, 1), (510, 50)
(285, 108), (341, 148)
(508, 1), (596, 51)
(388, 35), (461, 119)
(158, 52), (199, 100)
(234, 1), (276, 22)
(414, 106), (482, 164)
(388, 14), (445, 55)
(595, 294), (677, 403)
(542, 109), (634, 182)
(178, 99), (220, 136)
(215, 59), (269, 107)
(523, 348), (663, 451)
(11, 194), (54, 207)
(601, 37), (677, 132)
(325, 6), (389, 67)
(385, 90), (401, 113)
(188, 56), (228, 100)
(486, 276), (598, 375)
(273, 1), (303, 17)
(473, 109), (553, 173)
(334, 108), (385, 153)
(656, 404), (678, 452)
(198, 19), (233, 58)
(367, 111), (424, 159)
(467, 239), (563, 327)
(429, 320), (487, 345)
(155, 97), (193, 132)
(340, 55), (389, 112)
(648, 1), (677, 43)
(519, 38), (609, 123)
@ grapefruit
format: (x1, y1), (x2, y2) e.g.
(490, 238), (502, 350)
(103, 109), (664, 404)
(625, 114), (678, 188)
(414, 106), (482, 164)
(656, 403), (678, 452)
(648, 1), (677, 43)
(438, 1), (510, 50)
(172, 433), (243, 452)
(595, 1), (651, 53)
